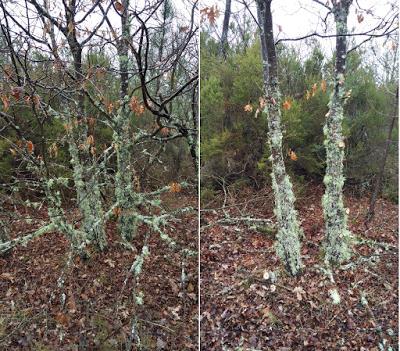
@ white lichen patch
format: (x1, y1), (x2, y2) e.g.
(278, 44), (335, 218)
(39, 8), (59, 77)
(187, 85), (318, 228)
(328, 288), (341, 305)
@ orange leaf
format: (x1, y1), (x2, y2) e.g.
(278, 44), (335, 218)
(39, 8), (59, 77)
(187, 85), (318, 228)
(107, 102), (114, 114)
(311, 83), (318, 96)
(200, 6), (220, 25)
(32, 95), (40, 109)
(282, 99), (292, 110)
(289, 149), (297, 161)
(1, 95), (10, 111)
(26, 141), (34, 154)
(244, 104), (253, 112)
(321, 80), (327, 93)
(86, 135), (94, 146)
(55, 312), (70, 326)
(129, 96), (145, 115)
(113, 207), (122, 218)
(115, 1), (124, 13)
(169, 182), (182, 193)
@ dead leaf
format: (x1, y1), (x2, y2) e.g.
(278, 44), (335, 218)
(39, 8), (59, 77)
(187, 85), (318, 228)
(114, 1), (124, 13)
(187, 282), (194, 293)
(113, 207), (122, 218)
(26, 141), (34, 154)
(244, 104), (253, 112)
(170, 182), (182, 193)
(282, 99), (292, 110)
(86, 135), (94, 146)
(55, 312), (70, 326)
(0, 273), (14, 282)
(1, 95), (10, 111)
(311, 83), (318, 96)
(321, 79), (327, 93)
(289, 149), (297, 161)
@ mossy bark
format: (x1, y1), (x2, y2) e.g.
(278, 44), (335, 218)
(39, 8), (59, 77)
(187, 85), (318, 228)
(114, 0), (138, 241)
(322, 0), (353, 264)
(256, 0), (302, 276)
(114, 109), (138, 241)
(63, 9), (107, 251)
(68, 123), (106, 251)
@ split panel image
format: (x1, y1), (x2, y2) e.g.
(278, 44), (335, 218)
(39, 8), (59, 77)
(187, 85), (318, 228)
(0, 0), (399, 350)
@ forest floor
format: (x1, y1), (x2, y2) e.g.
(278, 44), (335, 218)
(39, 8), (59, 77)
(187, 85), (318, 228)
(0, 192), (198, 351)
(200, 183), (398, 351)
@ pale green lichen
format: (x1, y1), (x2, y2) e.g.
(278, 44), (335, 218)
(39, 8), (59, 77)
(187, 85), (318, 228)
(113, 106), (138, 241)
(322, 79), (352, 265)
(134, 291), (144, 305)
(262, 83), (302, 276)
(328, 288), (341, 305)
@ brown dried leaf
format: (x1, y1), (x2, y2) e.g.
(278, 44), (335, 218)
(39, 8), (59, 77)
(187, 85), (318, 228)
(115, 1), (124, 13)
(170, 182), (182, 193)
(1, 94), (10, 111)
(26, 140), (34, 154)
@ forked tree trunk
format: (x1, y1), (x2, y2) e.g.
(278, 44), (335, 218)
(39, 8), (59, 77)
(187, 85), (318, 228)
(67, 42), (106, 251)
(256, 0), (302, 276)
(45, 0), (106, 250)
(322, 0), (353, 264)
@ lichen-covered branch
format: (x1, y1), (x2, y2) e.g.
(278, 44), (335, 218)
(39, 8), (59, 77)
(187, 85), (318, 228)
(0, 223), (56, 255)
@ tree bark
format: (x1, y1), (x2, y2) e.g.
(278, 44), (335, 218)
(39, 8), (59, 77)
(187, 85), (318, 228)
(256, 0), (302, 276)
(365, 87), (398, 224)
(113, 0), (139, 241)
(220, 0), (232, 57)
(322, 0), (353, 264)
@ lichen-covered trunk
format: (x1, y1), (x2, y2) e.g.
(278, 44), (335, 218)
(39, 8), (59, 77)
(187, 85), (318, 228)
(257, 0), (302, 276)
(114, 0), (138, 241)
(322, 0), (353, 264)
(62, 7), (106, 250)
(66, 90), (106, 250)
(114, 108), (138, 241)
